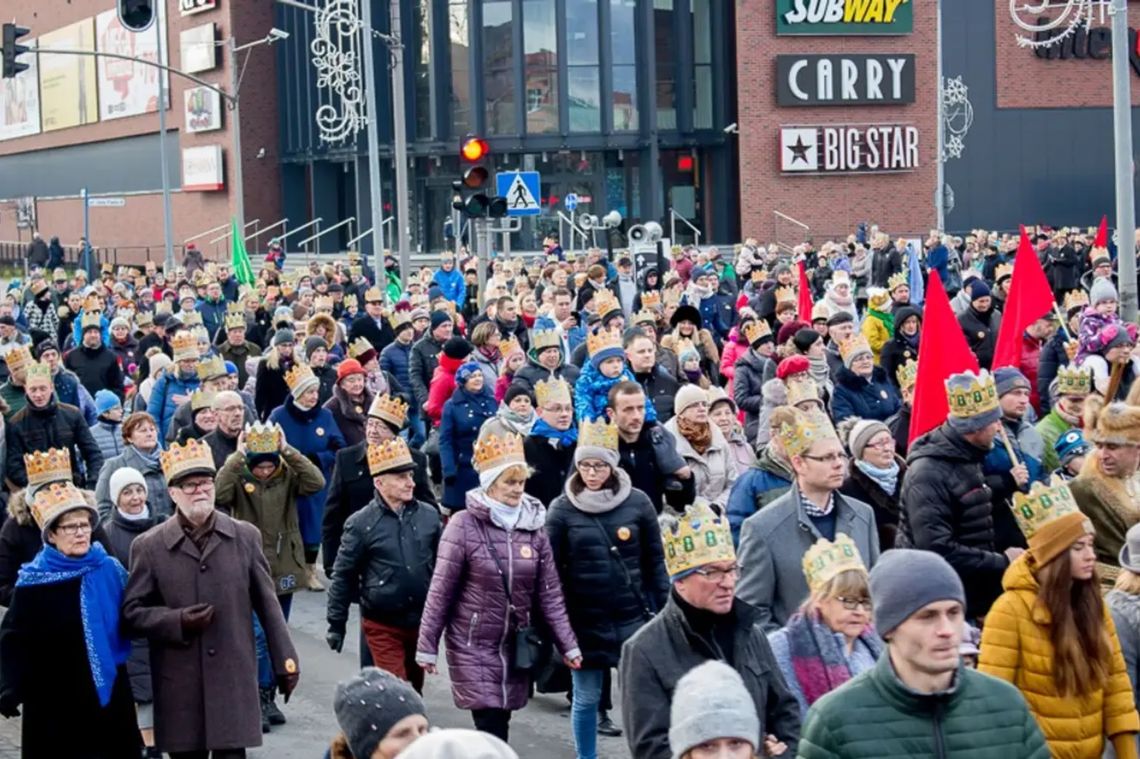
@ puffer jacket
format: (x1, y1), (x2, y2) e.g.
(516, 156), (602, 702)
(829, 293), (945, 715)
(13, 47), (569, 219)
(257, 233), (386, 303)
(980, 556), (1140, 759)
(509, 358), (581, 398)
(897, 423), (1010, 618)
(1108, 589), (1140, 719)
(734, 349), (777, 441)
(840, 456), (906, 551)
(146, 369), (200, 445)
(88, 419), (124, 463)
(379, 340), (413, 398)
(100, 508), (156, 705)
(439, 385), (497, 511)
(663, 417), (735, 507)
(408, 335), (444, 410)
(725, 445), (794, 545)
(6, 401), (103, 490)
(830, 366), (901, 423)
(1038, 329), (1072, 414)
(546, 470), (669, 667)
(415, 491), (580, 710)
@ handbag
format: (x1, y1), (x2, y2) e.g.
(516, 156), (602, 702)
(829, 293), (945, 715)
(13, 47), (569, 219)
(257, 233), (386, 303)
(477, 521), (545, 672)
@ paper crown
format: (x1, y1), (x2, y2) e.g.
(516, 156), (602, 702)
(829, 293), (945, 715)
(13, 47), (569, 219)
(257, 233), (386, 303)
(363, 287), (384, 303)
(472, 431), (526, 473)
(831, 270), (851, 287)
(742, 319), (772, 345)
(811, 303), (830, 321)
(802, 533), (867, 594)
(531, 329), (561, 352)
(897, 358), (918, 390)
(945, 370), (999, 419)
(348, 265), (363, 279)
(30, 481), (91, 534)
(313, 295), (334, 312)
(633, 308), (657, 326)
(1055, 364), (1094, 397)
(5, 345), (32, 373)
(994, 263), (1014, 283)
(348, 336), (375, 360)
(887, 271), (909, 292)
(160, 438), (216, 483)
(660, 500), (735, 578)
(388, 311), (412, 332)
(1063, 289), (1090, 312)
(499, 335), (522, 359)
(180, 311), (204, 328)
(579, 418), (618, 451)
(779, 408), (838, 458)
(587, 328), (622, 358)
(171, 331), (200, 361)
(838, 335), (873, 362)
(244, 421), (281, 455)
(592, 290), (621, 317)
(750, 268), (768, 283)
(674, 337), (698, 360)
(346, 250), (362, 263)
(83, 294), (103, 312)
(190, 389), (215, 412)
(226, 302), (244, 316)
(368, 393), (408, 429)
(786, 377), (820, 407)
(284, 363), (317, 394)
(196, 355), (227, 381)
(535, 378), (572, 407)
(224, 312), (246, 331)
(775, 285), (797, 304)
(1011, 477), (1085, 539)
(663, 289), (682, 307)
(368, 438), (415, 475)
(80, 312), (102, 331)
(640, 291), (662, 310)
(24, 361), (52, 387)
(25, 448), (73, 491)
(867, 287), (891, 309)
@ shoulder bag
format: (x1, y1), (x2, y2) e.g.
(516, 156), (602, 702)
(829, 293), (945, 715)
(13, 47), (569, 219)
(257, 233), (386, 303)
(477, 520), (545, 672)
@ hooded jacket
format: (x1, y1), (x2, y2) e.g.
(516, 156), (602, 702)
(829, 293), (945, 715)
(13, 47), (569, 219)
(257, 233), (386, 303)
(733, 350), (777, 441)
(725, 446), (794, 546)
(409, 335), (445, 409)
(663, 416), (735, 508)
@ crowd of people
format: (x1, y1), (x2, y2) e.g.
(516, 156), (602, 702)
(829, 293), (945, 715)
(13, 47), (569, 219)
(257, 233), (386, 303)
(0, 223), (1139, 758)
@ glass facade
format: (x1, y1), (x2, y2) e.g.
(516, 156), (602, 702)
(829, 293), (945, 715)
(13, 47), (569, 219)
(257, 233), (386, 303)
(483, 0), (515, 134)
(448, 0), (471, 134)
(611, 0), (638, 130)
(523, 0), (559, 134)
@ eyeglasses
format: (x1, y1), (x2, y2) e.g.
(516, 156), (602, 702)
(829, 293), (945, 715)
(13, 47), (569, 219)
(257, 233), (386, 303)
(177, 479), (214, 495)
(836, 596), (873, 611)
(692, 564), (742, 582)
(801, 453), (850, 465)
(55, 522), (93, 536)
(864, 440), (895, 451)
(578, 462), (611, 473)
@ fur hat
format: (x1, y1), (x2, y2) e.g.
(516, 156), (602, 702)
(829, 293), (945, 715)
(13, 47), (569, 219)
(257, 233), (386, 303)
(1084, 395), (1140, 447)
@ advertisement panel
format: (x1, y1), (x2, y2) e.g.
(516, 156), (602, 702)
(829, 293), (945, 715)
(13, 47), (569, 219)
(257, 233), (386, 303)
(95, 5), (168, 121)
(182, 145), (225, 191)
(775, 54), (915, 105)
(776, 0), (913, 35)
(39, 18), (100, 132)
(780, 124), (919, 174)
(180, 23), (217, 74)
(184, 86), (223, 133)
(0, 38), (40, 141)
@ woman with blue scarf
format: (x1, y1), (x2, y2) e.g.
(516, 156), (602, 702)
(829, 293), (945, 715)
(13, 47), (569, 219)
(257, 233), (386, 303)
(0, 480), (141, 757)
(838, 418), (906, 550)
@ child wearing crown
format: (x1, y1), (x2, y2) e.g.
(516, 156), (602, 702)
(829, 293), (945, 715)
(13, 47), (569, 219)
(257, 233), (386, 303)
(1076, 276), (1132, 366)
(574, 328), (655, 424)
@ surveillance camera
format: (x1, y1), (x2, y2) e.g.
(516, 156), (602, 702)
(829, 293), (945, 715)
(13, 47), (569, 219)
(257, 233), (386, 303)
(256, 148), (266, 159)
(723, 123), (739, 134)
(269, 28), (290, 41)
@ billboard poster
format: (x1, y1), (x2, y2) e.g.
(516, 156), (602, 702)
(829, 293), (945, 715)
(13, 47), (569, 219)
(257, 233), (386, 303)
(39, 18), (100, 132)
(0, 38), (40, 141)
(96, 5), (168, 121)
(182, 145), (225, 191)
(180, 23), (217, 74)
(780, 124), (919, 174)
(184, 85), (222, 132)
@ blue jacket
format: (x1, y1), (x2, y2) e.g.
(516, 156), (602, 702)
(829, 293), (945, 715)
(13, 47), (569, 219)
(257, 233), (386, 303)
(379, 340), (413, 395)
(146, 371), (200, 449)
(196, 297), (228, 340)
(269, 398), (346, 546)
(438, 385), (497, 510)
(927, 243), (950, 284)
(54, 369), (97, 425)
(574, 361), (655, 424)
(726, 451), (795, 546)
(434, 267), (466, 305)
(830, 366), (901, 423)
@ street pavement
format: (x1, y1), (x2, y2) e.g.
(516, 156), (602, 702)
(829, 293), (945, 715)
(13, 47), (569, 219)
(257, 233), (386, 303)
(0, 587), (633, 758)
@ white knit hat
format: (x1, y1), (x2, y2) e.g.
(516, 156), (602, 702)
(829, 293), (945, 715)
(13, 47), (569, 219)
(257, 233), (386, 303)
(395, 729), (518, 759)
(109, 467), (148, 506)
(668, 661), (759, 759)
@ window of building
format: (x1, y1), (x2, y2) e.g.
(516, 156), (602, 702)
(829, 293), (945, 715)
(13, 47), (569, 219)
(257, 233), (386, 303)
(692, 0), (712, 129)
(448, 0), (471, 135)
(523, 0), (559, 134)
(654, 0), (676, 130)
(610, 0), (638, 130)
(414, 0), (432, 138)
(566, 0), (600, 132)
(483, 0), (516, 135)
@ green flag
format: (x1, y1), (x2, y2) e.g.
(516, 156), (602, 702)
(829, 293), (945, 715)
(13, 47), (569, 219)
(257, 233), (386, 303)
(230, 217), (255, 286)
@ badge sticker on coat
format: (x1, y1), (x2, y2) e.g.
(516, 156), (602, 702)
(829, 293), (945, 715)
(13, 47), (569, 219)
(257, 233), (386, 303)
(244, 483), (256, 494)
(520, 545), (533, 559)
(617, 527), (632, 541)
(316, 427), (325, 436)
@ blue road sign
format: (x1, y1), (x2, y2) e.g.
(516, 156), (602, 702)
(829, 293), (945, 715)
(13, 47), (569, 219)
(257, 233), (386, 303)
(564, 193), (579, 212)
(496, 171), (542, 217)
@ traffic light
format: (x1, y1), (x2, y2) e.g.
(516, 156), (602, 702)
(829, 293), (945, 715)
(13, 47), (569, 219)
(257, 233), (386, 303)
(1, 24), (31, 80)
(118, 0), (156, 33)
(457, 135), (490, 218)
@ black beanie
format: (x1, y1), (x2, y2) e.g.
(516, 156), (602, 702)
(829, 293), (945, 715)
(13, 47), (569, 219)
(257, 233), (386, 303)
(442, 336), (473, 360)
(793, 328), (821, 353)
(430, 311), (451, 331)
(303, 335), (328, 359)
(503, 384), (533, 406)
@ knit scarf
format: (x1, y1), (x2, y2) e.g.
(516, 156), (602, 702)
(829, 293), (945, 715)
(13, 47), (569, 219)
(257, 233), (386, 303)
(565, 469), (632, 515)
(17, 543), (130, 707)
(132, 444), (163, 471)
(868, 308), (894, 337)
(808, 354), (832, 389)
(677, 416), (713, 455)
(786, 610), (883, 707)
(478, 344), (501, 363)
(531, 418), (578, 447)
(855, 458), (900, 495)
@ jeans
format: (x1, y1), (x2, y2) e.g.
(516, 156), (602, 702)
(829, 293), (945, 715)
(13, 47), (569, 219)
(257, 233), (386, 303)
(407, 408), (426, 448)
(254, 594), (293, 688)
(571, 668), (606, 759)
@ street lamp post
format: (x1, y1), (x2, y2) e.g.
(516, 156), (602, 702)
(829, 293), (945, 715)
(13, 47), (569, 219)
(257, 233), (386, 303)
(1110, 0), (1137, 321)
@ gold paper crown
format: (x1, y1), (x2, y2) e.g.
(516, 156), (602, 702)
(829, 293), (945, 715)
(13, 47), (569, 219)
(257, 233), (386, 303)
(5, 345), (32, 373)
(313, 295), (334, 312)
(633, 309), (657, 326)
(244, 421), (280, 454)
(226, 302), (244, 316)
(30, 481), (90, 533)
(660, 500), (735, 578)
(349, 265), (363, 279)
(811, 303), (830, 322)
(368, 438), (414, 475)
(83, 294), (103, 312)
(1011, 477), (1084, 539)
(284, 363), (317, 393)
(24, 448), (73, 490)
(1063, 289), (1090, 312)
(24, 361), (52, 386)
(640, 291), (662, 310)
(499, 336), (521, 358)
(587, 328), (622, 358)
(867, 287), (890, 310)
(367, 393), (408, 429)
(802, 534), (867, 594)
(224, 312), (246, 331)
(663, 289), (682, 307)
(180, 311), (204, 328)
(160, 438), (216, 483)
(196, 355), (227, 381)
(535, 378), (572, 407)
(838, 335), (872, 363)
(592, 290), (621, 316)
(897, 358), (918, 390)
(472, 431), (526, 473)
(887, 271), (908, 292)
(994, 263), (1014, 282)
(80, 312), (102, 331)
(388, 311), (412, 332)
(348, 336), (375, 360)
(171, 331), (200, 361)
(786, 377), (820, 407)
(347, 250), (362, 263)
(775, 285), (797, 304)
(945, 370), (999, 419)
(831, 270), (851, 287)
(742, 320), (772, 345)
(364, 287), (384, 303)
(1055, 364), (1094, 397)
(190, 389), (215, 412)
(578, 418), (618, 451)
(531, 329), (561, 352)
(779, 408), (838, 458)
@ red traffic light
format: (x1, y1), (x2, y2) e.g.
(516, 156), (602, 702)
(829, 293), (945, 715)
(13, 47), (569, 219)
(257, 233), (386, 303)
(463, 166), (489, 189)
(461, 137), (489, 162)
(677, 155), (694, 172)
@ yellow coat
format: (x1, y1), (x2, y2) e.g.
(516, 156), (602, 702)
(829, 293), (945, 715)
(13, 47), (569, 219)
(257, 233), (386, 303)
(860, 313), (890, 365)
(979, 555), (1140, 759)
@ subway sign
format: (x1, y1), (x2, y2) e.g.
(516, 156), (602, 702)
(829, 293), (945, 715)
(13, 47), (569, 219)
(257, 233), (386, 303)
(776, 54), (915, 105)
(780, 124), (919, 174)
(777, 0), (913, 35)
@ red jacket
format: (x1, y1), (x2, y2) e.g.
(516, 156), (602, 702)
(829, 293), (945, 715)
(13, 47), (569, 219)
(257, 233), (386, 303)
(1019, 331), (1045, 414)
(424, 353), (465, 426)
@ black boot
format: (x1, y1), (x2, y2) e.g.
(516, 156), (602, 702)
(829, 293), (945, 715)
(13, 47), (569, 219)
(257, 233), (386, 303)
(597, 712), (622, 737)
(258, 687), (273, 732)
(261, 685), (286, 726)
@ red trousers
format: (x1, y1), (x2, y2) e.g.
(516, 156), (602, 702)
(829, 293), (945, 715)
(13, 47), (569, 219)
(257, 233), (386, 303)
(361, 618), (424, 694)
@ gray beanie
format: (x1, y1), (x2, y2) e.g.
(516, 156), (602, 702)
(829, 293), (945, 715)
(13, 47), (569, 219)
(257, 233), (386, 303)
(668, 661), (759, 759)
(272, 328), (295, 347)
(395, 728), (518, 759)
(1090, 276), (1118, 306)
(847, 419), (890, 460)
(993, 366), (1030, 398)
(869, 549), (966, 637)
(944, 371), (1002, 435)
(573, 441), (620, 469)
(333, 667), (425, 759)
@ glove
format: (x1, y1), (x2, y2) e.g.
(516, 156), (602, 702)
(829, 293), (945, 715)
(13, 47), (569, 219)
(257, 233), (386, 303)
(0, 696), (19, 718)
(277, 672), (300, 703)
(180, 603), (216, 636)
(326, 630), (345, 653)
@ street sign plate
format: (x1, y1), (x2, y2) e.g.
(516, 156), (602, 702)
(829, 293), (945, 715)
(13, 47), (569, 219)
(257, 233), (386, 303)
(496, 171), (542, 217)
(564, 193), (579, 212)
(87, 197), (126, 207)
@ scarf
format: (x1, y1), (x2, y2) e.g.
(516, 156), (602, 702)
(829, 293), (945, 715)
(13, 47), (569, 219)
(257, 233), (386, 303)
(478, 344), (501, 363)
(900, 330), (919, 349)
(531, 417), (578, 447)
(855, 458), (900, 495)
(808, 354), (832, 389)
(497, 407), (535, 435)
(868, 308), (894, 337)
(684, 367), (704, 385)
(565, 468), (633, 515)
(786, 610), (883, 707)
(117, 505), (151, 522)
(132, 444), (163, 471)
(287, 395), (322, 422)
(677, 416), (713, 455)
(16, 543), (130, 707)
(484, 491), (521, 530)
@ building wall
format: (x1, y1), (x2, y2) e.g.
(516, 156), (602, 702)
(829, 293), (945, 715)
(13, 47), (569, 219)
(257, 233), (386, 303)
(735, 0), (939, 242)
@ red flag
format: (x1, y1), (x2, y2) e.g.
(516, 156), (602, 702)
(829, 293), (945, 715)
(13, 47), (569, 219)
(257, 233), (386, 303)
(991, 225), (1057, 369)
(1094, 215), (1108, 248)
(796, 261), (814, 322)
(908, 271), (980, 444)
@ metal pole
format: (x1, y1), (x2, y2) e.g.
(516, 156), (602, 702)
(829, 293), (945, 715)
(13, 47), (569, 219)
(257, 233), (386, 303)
(935, 0), (945, 231)
(389, 0), (411, 288)
(476, 219), (487, 304)
(230, 38), (247, 241)
(82, 188), (90, 263)
(361, 0), (386, 293)
(1112, 0), (1137, 321)
(156, 22), (174, 273)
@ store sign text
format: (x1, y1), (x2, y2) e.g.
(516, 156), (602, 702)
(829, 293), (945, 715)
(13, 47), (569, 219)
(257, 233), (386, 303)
(777, 0), (912, 35)
(1031, 18), (1140, 78)
(181, 0), (218, 16)
(780, 125), (919, 174)
(776, 54), (914, 105)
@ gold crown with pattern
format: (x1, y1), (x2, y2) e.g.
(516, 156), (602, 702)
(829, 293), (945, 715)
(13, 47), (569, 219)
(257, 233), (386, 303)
(244, 421), (281, 454)
(348, 336), (375, 360)
(532, 329), (561, 352)
(224, 312), (246, 331)
(24, 361), (52, 387)
(30, 481), (91, 534)
(190, 389), (215, 412)
(388, 311), (412, 332)
(786, 377), (820, 407)
(347, 250), (362, 263)
(640, 291), (662, 310)
(313, 295), (334, 312)
(897, 358), (918, 390)
(779, 408), (839, 458)
(5, 345), (32, 373)
(472, 431), (526, 473)
(171, 331), (200, 361)
(802, 533), (867, 594)
(349, 265), (363, 279)
(284, 363), (317, 394)
(743, 320), (772, 345)
(364, 287), (384, 303)
(592, 290), (621, 317)
(368, 438), (414, 475)
(587, 328), (622, 358)
(180, 311), (204, 328)
(1011, 477), (1085, 539)
(811, 303), (830, 322)
(80, 312), (102, 331)
(499, 336), (522, 358)
(660, 500), (735, 578)
(25, 448), (73, 490)
(160, 438), (216, 483)
(945, 370), (999, 419)
(579, 418), (618, 451)
(867, 287), (891, 310)
(1063, 289), (1090, 312)
(887, 271), (909, 292)
(226, 302), (244, 316)
(838, 335), (873, 363)
(535, 378), (572, 407)
(1055, 364), (1094, 397)
(663, 289), (682, 307)
(994, 263), (1014, 283)
(775, 285), (797, 304)
(368, 393), (408, 429)
(196, 355), (227, 381)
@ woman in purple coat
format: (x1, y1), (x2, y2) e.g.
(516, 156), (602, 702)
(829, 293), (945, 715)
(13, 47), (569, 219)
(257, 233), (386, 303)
(416, 430), (582, 742)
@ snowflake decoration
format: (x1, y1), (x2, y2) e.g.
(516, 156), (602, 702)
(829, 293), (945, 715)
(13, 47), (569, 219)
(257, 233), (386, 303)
(1009, 0), (1111, 49)
(941, 76), (974, 162)
(310, 0), (366, 144)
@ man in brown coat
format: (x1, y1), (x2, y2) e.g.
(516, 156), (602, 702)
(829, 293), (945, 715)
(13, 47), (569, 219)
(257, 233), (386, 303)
(123, 438), (299, 759)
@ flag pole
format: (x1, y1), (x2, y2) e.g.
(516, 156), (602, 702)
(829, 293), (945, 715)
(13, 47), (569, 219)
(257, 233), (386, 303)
(998, 425), (1021, 467)
(1052, 303), (1072, 341)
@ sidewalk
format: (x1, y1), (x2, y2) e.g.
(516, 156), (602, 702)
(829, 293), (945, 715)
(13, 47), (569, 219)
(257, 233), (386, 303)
(0, 716), (19, 757)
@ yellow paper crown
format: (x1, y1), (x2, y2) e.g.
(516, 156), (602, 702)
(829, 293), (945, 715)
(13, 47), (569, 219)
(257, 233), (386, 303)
(802, 533), (867, 594)
(838, 335), (872, 363)
(368, 438), (414, 475)
(663, 289), (682, 307)
(349, 265), (363, 279)
(779, 408), (838, 458)
(660, 500), (735, 578)
(160, 438), (216, 483)
(348, 336), (375, 360)
(472, 431), (526, 473)
(83, 294), (103, 313)
(313, 295), (334, 312)
(364, 287), (384, 303)
(897, 358), (918, 390)
(226, 302), (244, 316)
(24, 448), (73, 491)
(633, 309), (657, 327)
(1011, 477), (1084, 539)
(80, 312), (102, 331)
(867, 287), (890, 310)
(180, 311), (204, 328)
(346, 250), (362, 263)
(775, 285), (797, 304)
(1063, 289), (1090, 312)
(586, 328), (622, 358)
(190, 389), (215, 412)
(786, 377), (820, 407)
(284, 363), (317, 393)
(994, 263), (1013, 283)
(24, 361), (52, 387)
(367, 393), (408, 429)
(499, 336), (521, 358)
(742, 320), (772, 345)
(750, 268), (768, 283)
(171, 331), (200, 361)
(945, 370), (999, 419)
(224, 312), (246, 331)
(811, 303), (830, 322)
(5, 345), (32, 373)
(244, 421), (280, 454)
(30, 481), (90, 533)
(578, 418), (618, 451)
(534, 378), (572, 407)
(196, 355), (227, 381)
(592, 290), (621, 317)
(640, 291), (662, 310)
(1055, 364), (1093, 397)
(531, 329), (561, 352)
(388, 311), (412, 332)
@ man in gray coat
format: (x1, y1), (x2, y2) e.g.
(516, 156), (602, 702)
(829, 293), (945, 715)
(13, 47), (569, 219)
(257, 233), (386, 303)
(737, 409), (879, 632)
(123, 438), (299, 759)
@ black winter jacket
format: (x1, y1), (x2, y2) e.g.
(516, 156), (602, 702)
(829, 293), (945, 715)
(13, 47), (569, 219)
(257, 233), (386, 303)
(633, 365), (679, 424)
(840, 456), (907, 551)
(897, 424), (1010, 617)
(958, 305), (1002, 370)
(348, 314), (395, 357)
(510, 360), (581, 397)
(1046, 244), (1083, 295)
(870, 244), (902, 288)
(408, 335), (444, 409)
(830, 366), (901, 423)
(734, 350), (776, 441)
(101, 509), (157, 704)
(523, 434), (576, 507)
(6, 402), (103, 490)
(64, 344), (125, 400)
(1036, 330), (1071, 414)
(879, 319), (920, 389)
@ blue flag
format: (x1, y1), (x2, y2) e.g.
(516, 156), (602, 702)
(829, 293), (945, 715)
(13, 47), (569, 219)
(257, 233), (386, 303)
(908, 244), (925, 307)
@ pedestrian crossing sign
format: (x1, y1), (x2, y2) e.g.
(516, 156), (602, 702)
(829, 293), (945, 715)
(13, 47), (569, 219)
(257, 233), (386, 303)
(496, 171), (542, 217)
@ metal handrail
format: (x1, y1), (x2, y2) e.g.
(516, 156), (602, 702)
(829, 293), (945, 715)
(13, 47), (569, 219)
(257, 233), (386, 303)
(669, 208), (702, 246)
(207, 218), (262, 245)
(183, 223), (230, 245)
(297, 217), (355, 252)
(346, 227), (372, 249)
(557, 212), (589, 256)
(276, 218), (323, 246)
(773, 210), (810, 253)
(253, 217), (288, 243)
